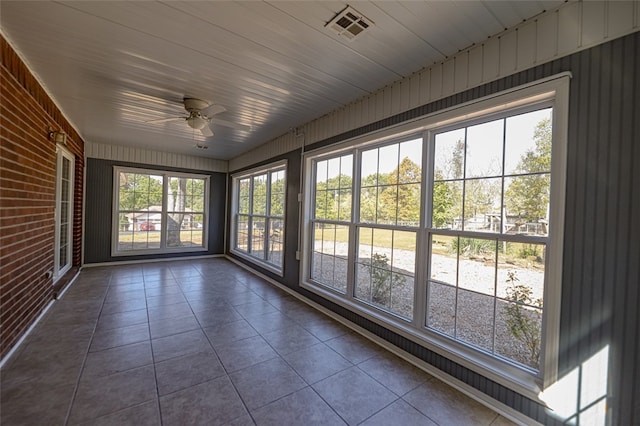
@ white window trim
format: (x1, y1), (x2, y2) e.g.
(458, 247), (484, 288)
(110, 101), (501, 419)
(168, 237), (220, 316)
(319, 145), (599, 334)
(230, 160), (287, 276)
(54, 145), (74, 281)
(300, 74), (570, 400)
(112, 166), (210, 256)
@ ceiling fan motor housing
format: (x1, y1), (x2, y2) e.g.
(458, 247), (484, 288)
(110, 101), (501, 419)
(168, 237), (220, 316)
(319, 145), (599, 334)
(184, 98), (210, 112)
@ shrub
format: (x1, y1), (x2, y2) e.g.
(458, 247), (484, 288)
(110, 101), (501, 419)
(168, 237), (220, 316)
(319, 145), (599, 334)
(450, 237), (495, 256)
(503, 271), (543, 368)
(367, 252), (406, 306)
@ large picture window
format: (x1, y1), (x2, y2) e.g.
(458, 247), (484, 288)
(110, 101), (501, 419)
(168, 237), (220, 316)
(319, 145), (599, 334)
(231, 161), (286, 273)
(302, 76), (569, 395)
(113, 167), (208, 255)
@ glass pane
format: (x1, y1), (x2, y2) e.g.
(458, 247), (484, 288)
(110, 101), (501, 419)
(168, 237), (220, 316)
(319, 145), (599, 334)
(496, 300), (543, 370)
(377, 186), (396, 225)
(236, 215), (249, 251)
(252, 175), (267, 215)
(316, 159), (328, 186)
(167, 212), (187, 247)
(430, 235), (457, 287)
(355, 228), (415, 319)
(397, 183), (420, 226)
(427, 281), (456, 336)
(129, 212), (160, 250)
(456, 288), (495, 352)
(434, 128), (465, 180)
(399, 138), (422, 182)
(504, 174), (550, 234)
(359, 186), (377, 223)
(505, 108), (552, 175)
(465, 119), (504, 178)
(326, 158), (341, 190)
(270, 170), (286, 216)
(267, 219), (284, 266)
(361, 149), (379, 186)
(238, 178), (250, 214)
(432, 180), (463, 229)
(311, 223), (349, 293)
(174, 228), (204, 248)
(463, 177), (502, 232)
(250, 218), (266, 259)
(457, 238), (497, 295)
(339, 155), (353, 188)
(337, 188), (351, 221)
(497, 242), (545, 300)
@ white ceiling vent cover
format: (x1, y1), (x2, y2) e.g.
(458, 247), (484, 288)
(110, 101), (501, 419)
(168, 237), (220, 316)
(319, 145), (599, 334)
(326, 6), (373, 41)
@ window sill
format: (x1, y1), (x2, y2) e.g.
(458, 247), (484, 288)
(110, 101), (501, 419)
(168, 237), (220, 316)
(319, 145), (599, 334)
(230, 249), (284, 277)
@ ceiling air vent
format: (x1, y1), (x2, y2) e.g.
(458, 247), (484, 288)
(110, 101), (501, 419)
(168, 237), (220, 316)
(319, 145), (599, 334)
(326, 6), (373, 41)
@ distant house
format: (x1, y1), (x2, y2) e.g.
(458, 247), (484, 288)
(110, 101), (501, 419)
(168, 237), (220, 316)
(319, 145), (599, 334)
(125, 206), (196, 231)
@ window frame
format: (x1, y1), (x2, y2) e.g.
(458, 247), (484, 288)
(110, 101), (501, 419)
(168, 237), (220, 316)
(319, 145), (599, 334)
(300, 74), (570, 399)
(112, 166), (210, 256)
(230, 160), (287, 275)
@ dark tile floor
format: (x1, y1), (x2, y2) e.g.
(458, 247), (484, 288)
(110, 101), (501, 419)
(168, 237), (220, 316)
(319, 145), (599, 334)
(1, 258), (516, 425)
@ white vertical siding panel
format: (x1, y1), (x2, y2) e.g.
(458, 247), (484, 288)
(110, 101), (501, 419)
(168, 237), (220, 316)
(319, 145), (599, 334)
(582, 1), (606, 47)
(454, 53), (468, 93)
(441, 58), (455, 97)
(536, 11), (558, 63)
(516, 22), (537, 69)
(467, 45), (483, 88)
(499, 31), (517, 76)
(482, 38), (500, 83)
(419, 69), (431, 105)
(606, 1), (634, 40)
(375, 90), (385, 121)
(367, 95), (377, 124)
(383, 86), (393, 118)
(359, 96), (369, 127)
(429, 64), (443, 102)
(558, 2), (581, 55)
(399, 80), (411, 114)
(353, 101), (363, 130)
(409, 73), (421, 109)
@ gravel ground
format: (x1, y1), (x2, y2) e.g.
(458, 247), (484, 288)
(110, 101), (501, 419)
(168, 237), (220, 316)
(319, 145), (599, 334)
(312, 242), (542, 369)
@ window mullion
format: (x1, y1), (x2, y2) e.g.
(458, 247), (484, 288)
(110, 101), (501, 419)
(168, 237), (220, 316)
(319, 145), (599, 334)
(414, 131), (432, 329)
(161, 174), (168, 249)
(346, 149), (360, 299)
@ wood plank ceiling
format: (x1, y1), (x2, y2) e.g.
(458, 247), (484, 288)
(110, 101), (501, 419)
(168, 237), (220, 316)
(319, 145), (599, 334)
(1, 1), (564, 160)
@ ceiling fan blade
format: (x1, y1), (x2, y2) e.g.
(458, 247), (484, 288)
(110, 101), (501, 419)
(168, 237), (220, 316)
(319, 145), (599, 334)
(209, 117), (251, 132)
(200, 125), (214, 137)
(201, 104), (226, 117)
(146, 116), (185, 124)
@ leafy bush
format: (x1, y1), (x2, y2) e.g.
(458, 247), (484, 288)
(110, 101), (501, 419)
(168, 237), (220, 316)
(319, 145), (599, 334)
(367, 253), (406, 306)
(517, 244), (540, 259)
(450, 237), (495, 256)
(503, 271), (543, 368)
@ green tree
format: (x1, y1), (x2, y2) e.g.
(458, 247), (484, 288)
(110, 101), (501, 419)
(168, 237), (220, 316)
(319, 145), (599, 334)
(380, 157), (421, 224)
(505, 118), (552, 222)
(432, 139), (464, 228)
(315, 174), (352, 221)
(119, 173), (162, 210)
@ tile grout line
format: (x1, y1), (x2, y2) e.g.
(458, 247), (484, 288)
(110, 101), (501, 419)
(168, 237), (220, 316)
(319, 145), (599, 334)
(62, 272), (113, 426)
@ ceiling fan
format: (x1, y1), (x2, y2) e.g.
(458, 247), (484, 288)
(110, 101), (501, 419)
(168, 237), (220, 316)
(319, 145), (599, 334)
(147, 98), (250, 137)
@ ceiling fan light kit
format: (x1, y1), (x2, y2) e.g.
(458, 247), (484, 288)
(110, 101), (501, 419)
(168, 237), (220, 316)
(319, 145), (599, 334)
(186, 113), (207, 130)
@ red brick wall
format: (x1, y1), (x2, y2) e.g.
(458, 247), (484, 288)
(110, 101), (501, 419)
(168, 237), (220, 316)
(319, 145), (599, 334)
(1, 36), (84, 360)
